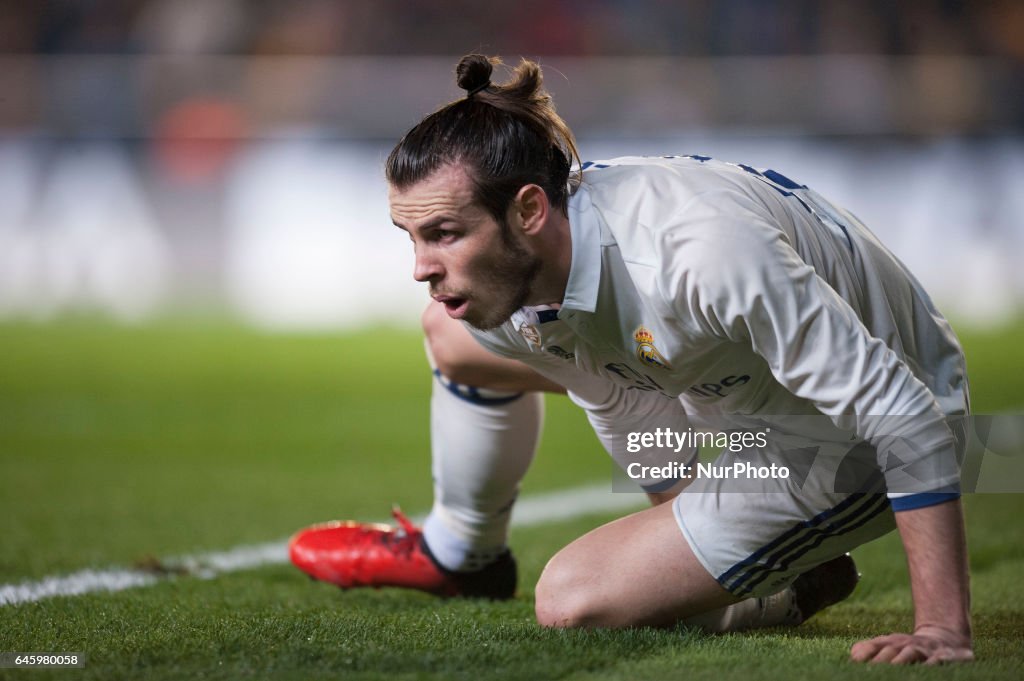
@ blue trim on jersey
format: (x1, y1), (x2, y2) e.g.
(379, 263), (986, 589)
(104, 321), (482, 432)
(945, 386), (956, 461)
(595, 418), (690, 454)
(734, 161), (855, 253)
(536, 309), (560, 324)
(718, 492), (891, 596)
(762, 169), (805, 190)
(432, 369), (524, 407)
(890, 491), (961, 512)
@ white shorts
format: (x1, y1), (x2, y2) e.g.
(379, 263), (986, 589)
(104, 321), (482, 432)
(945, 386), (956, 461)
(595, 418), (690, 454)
(672, 440), (897, 598)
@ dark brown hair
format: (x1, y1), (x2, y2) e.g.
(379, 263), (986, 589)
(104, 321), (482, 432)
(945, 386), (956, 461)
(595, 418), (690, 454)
(386, 54), (580, 220)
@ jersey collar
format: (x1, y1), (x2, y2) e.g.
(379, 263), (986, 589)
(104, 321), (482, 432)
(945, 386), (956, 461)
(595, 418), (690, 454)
(561, 185), (601, 314)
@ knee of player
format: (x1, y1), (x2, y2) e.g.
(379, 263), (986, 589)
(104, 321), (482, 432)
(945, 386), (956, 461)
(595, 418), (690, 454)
(422, 303), (475, 382)
(421, 301), (448, 354)
(534, 555), (603, 628)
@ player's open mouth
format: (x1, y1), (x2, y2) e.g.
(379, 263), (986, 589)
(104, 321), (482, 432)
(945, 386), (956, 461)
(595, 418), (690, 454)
(434, 295), (468, 318)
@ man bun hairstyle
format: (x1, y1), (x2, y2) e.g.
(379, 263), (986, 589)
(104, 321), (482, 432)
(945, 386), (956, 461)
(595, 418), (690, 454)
(386, 54), (581, 220)
(457, 54), (492, 97)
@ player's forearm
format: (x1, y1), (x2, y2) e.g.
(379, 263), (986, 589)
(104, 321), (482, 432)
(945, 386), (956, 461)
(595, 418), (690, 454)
(895, 498), (971, 640)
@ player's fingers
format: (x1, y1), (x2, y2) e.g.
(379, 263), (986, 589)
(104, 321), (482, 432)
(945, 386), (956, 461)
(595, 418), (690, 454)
(923, 647), (974, 666)
(867, 644), (905, 664)
(850, 635), (893, 662)
(850, 639), (883, 662)
(889, 644), (928, 665)
(850, 634), (908, 663)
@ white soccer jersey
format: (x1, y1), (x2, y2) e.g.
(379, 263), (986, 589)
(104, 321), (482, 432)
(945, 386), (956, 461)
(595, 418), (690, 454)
(467, 155), (968, 509)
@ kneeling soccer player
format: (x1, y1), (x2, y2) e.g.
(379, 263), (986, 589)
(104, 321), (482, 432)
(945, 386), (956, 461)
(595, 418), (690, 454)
(290, 54), (972, 665)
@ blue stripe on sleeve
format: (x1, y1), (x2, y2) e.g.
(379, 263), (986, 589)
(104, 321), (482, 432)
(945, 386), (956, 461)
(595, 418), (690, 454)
(889, 491), (961, 512)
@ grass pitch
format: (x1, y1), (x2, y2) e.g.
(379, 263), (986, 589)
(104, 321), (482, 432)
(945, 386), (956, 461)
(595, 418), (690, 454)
(0, 317), (1022, 680)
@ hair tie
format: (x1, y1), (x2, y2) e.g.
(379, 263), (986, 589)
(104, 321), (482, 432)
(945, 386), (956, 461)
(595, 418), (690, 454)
(467, 80), (491, 98)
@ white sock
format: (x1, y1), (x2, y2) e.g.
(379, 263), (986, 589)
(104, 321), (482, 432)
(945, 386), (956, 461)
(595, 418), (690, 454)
(422, 369), (543, 572)
(682, 588), (801, 632)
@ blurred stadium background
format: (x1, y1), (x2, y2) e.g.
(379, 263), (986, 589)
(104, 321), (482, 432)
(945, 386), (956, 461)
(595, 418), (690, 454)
(1, 0), (1022, 330)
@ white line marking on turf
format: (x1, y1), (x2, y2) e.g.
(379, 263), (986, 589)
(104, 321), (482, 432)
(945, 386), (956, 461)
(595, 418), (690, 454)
(0, 483), (645, 607)
(0, 569), (159, 606)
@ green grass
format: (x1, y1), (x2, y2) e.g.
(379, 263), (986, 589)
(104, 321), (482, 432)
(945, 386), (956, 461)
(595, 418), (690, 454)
(0, 317), (1022, 680)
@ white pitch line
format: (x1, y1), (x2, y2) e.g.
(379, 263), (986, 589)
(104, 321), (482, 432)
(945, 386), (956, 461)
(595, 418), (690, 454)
(0, 569), (159, 606)
(0, 483), (645, 607)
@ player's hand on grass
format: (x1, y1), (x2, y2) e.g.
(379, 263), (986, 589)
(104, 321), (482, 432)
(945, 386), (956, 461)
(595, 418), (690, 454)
(850, 625), (973, 664)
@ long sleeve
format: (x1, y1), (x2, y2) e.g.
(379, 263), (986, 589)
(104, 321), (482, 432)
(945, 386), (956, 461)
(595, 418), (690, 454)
(665, 193), (961, 502)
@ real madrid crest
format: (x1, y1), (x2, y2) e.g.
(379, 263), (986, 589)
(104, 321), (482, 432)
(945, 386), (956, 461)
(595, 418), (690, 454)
(633, 325), (671, 370)
(518, 323), (541, 348)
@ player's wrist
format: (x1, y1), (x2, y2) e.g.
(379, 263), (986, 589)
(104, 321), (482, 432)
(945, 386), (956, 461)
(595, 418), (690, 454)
(912, 622), (972, 646)
(912, 598), (971, 641)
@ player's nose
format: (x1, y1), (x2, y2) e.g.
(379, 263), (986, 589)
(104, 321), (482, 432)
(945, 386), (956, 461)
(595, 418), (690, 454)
(413, 252), (443, 283)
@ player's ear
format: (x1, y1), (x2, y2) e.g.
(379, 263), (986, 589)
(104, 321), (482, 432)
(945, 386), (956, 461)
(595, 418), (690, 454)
(512, 184), (549, 236)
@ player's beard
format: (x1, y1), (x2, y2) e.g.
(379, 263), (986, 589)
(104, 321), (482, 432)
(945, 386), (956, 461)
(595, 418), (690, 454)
(460, 217), (541, 331)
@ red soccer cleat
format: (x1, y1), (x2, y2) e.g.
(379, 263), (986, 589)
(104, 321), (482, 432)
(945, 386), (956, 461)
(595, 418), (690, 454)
(288, 507), (516, 599)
